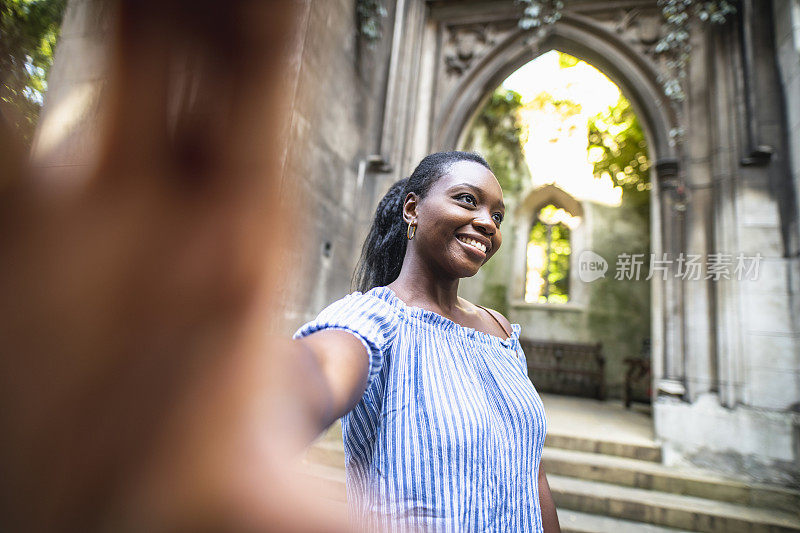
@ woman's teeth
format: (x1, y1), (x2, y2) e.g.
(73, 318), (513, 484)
(457, 236), (487, 253)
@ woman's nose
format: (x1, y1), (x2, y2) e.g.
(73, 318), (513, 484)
(472, 215), (495, 235)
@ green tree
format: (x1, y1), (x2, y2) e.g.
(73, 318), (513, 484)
(528, 212), (571, 303)
(587, 95), (651, 218)
(0, 0), (66, 146)
(462, 88), (530, 193)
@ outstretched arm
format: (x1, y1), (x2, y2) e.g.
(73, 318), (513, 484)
(294, 330), (372, 437)
(539, 464), (561, 532)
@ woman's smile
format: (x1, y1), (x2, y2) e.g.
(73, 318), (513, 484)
(407, 159), (504, 276)
(456, 234), (489, 255)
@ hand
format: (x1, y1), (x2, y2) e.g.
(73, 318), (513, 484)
(0, 1), (348, 530)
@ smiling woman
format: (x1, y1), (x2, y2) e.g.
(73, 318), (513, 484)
(293, 151), (561, 532)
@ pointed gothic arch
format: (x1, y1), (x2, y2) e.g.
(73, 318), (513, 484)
(381, 0), (800, 483)
(430, 14), (678, 164)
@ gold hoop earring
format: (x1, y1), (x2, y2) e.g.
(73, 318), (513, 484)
(407, 221), (416, 240)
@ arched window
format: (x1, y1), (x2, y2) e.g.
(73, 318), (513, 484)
(525, 204), (580, 303)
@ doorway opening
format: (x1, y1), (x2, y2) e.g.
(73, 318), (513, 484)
(460, 50), (652, 407)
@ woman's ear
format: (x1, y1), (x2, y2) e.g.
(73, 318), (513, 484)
(402, 192), (418, 224)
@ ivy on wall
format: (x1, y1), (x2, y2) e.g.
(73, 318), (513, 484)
(518, 0), (564, 29)
(357, 0), (387, 44)
(516, 0), (737, 103)
(655, 0), (737, 102)
(461, 88), (530, 193)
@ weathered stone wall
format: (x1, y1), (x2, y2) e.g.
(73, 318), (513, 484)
(773, 0), (800, 352)
(277, 1), (397, 332)
(30, 0), (115, 189)
(461, 195), (652, 400)
(585, 201), (651, 400)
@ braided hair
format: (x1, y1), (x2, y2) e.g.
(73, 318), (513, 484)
(353, 151), (491, 292)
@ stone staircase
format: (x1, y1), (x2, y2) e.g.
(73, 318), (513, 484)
(303, 410), (800, 532)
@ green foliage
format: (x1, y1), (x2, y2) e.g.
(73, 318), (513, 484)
(0, 0), (65, 146)
(528, 91), (581, 119)
(557, 53), (580, 68)
(655, 0), (737, 102)
(529, 206), (570, 303)
(462, 88), (530, 193)
(356, 0), (387, 44)
(587, 95), (651, 218)
(517, 0), (563, 30)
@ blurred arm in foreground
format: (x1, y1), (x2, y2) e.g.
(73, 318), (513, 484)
(0, 1), (348, 531)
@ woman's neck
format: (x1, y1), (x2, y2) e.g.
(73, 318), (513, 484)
(388, 253), (460, 314)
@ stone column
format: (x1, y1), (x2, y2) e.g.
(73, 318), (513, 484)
(654, 158), (686, 398)
(708, 20), (746, 408)
(682, 20), (717, 401)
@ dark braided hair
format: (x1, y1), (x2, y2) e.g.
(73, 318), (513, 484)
(353, 151), (491, 292)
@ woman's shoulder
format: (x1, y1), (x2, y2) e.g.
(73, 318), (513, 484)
(317, 286), (400, 321)
(461, 297), (515, 338)
(294, 287), (402, 342)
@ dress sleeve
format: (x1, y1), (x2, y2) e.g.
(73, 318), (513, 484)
(293, 292), (399, 387)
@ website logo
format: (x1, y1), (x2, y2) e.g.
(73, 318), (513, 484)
(579, 250), (608, 282)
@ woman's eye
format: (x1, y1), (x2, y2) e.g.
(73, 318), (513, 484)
(457, 194), (477, 206)
(493, 213), (504, 225)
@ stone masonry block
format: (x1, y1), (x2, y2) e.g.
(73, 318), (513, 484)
(738, 225), (784, 257)
(49, 33), (111, 84)
(744, 331), (800, 370)
(737, 183), (781, 227)
(738, 257), (791, 294)
(745, 366), (800, 410)
(59, 0), (116, 39)
(743, 287), (795, 335)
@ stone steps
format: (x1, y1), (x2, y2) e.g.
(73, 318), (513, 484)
(303, 425), (800, 532)
(557, 509), (693, 533)
(548, 474), (800, 533)
(545, 431), (662, 463)
(306, 430), (665, 468)
(542, 447), (800, 515)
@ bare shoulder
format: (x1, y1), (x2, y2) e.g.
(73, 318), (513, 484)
(461, 297), (513, 335)
(483, 305), (513, 333)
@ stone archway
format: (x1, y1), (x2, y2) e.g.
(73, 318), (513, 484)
(412, 2), (683, 408)
(381, 0), (799, 484)
(430, 14), (677, 163)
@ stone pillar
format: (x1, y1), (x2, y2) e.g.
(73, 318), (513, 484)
(735, 0), (800, 412)
(655, 2), (800, 485)
(654, 158), (686, 398)
(683, 20), (717, 401)
(709, 19), (746, 408)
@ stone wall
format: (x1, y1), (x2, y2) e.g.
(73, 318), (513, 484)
(461, 194), (652, 400)
(277, 0), (397, 332)
(30, 0), (116, 189)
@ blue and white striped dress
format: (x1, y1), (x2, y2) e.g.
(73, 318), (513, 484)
(295, 286), (547, 532)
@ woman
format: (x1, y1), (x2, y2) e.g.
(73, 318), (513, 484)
(295, 151), (560, 532)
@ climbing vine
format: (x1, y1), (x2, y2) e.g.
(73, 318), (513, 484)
(517, 0), (563, 30)
(356, 0), (387, 44)
(654, 0), (737, 102)
(461, 88), (530, 193)
(516, 0), (737, 104)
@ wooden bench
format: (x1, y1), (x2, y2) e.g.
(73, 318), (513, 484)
(519, 339), (605, 400)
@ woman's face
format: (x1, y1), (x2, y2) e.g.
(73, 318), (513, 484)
(405, 160), (505, 279)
